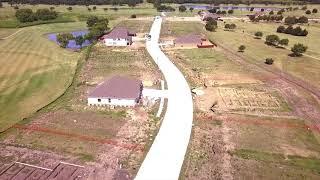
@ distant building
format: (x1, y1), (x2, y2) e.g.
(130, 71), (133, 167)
(101, 27), (136, 46)
(201, 12), (221, 21)
(174, 34), (215, 48)
(88, 76), (143, 107)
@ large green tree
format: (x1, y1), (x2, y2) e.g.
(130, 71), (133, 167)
(57, 33), (74, 48)
(265, 34), (280, 46)
(291, 43), (307, 56)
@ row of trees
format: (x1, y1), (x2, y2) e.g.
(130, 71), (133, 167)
(15, 8), (57, 22)
(284, 16), (308, 24)
(208, 8), (234, 14)
(277, 25), (308, 36)
(7, 0), (143, 6)
(249, 15), (284, 22)
(156, 5), (175, 12)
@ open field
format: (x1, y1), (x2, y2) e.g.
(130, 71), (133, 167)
(0, 22), (88, 132)
(208, 20), (320, 89)
(0, 2), (158, 28)
(163, 20), (320, 179)
(0, 40), (162, 178)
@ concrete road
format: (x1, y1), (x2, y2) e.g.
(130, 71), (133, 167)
(135, 17), (194, 180)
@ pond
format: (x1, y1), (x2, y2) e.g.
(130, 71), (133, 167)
(48, 30), (91, 50)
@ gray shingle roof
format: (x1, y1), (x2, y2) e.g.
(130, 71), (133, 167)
(88, 76), (142, 99)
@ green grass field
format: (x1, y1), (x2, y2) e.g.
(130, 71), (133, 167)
(0, 2), (158, 28)
(207, 21), (320, 89)
(0, 22), (87, 132)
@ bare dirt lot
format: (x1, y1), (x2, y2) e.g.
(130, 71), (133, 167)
(0, 43), (162, 179)
(165, 41), (320, 179)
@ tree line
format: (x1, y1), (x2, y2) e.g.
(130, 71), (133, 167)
(249, 14), (284, 22)
(15, 8), (57, 22)
(284, 16), (308, 24)
(4, 0), (143, 5)
(147, 0), (310, 6)
(277, 25), (308, 36)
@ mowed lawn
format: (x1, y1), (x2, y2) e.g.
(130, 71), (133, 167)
(0, 22), (87, 132)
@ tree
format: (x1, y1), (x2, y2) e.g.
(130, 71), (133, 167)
(56, 33), (74, 48)
(301, 6), (308, 10)
(305, 10), (311, 14)
(128, 0), (136, 7)
(153, 0), (161, 8)
(250, 7), (254, 11)
(254, 31), (263, 39)
(67, 7), (72, 11)
(178, 5), (187, 12)
(228, 9), (234, 14)
(87, 16), (99, 27)
(35, 8), (57, 21)
(88, 7), (92, 11)
(265, 34), (280, 46)
(279, 38), (289, 46)
(87, 17), (110, 40)
(238, 45), (246, 52)
(312, 8), (318, 13)
(284, 16), (297, 24)
(15, 8), (36, 22)
(269, 10), (274, 15)
(131, 14), (136, 18)
(205, 19), (217, 32)
(93, 6), (97, 10)
(103, 8), (108, 11)
(284, 25), (294, 34)
(297, 16), (308, 23)
(277, 25), (286, 33)
(189, 7), (194, 12)
(50, 7), (55, 11)
(75, 35), (85, 48)
(291, 43), (307, 56)
(265, 58), (274, 65)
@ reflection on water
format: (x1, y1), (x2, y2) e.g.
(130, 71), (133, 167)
(183, 4), (282, 11)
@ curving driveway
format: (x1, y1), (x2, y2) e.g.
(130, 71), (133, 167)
(135, 17), (194, 180)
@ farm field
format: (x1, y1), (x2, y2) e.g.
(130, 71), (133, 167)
(163, 20), (320, 179)
(208, 20), (320, 89)
(0, 2), (158, 28)
(0, 37), (162, 178)
(0, 22), (88, 132)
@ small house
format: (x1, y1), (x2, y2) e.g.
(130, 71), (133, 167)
(101, 27), (136, 46)
(88, 76), (143, 107)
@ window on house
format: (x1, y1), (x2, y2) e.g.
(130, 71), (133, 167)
(98, 99), (101, 102)
(108, 98), (111, 103)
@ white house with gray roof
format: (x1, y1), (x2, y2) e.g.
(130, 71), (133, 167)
(101, 27), (136, 46)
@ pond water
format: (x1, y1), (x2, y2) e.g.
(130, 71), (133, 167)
(48, 30), (91, 49)
(183, 4), (282, 11)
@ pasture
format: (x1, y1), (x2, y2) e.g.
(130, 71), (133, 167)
(0, 22), (87, 132)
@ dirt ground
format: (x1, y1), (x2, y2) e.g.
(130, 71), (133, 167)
(166, 44), (320, 179)
(0, 43), (163, 179)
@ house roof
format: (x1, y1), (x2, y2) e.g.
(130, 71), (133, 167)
(174, 34), (203, 45)
(101, 27), (134, 40)
(88, 76), (142, 99)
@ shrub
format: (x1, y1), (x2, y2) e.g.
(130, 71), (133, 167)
(238, 45), (246, 52)
(301, 6), (307, 10)
(291, 43), (307, 56)
(265, 34), (280, 46)
(297, 16), (308, 23)
(35, 8), (57, 21)
(57, 33), (74, 48)
(284, 16), (297, 24)
(250, 7), (254, 11)
(279, 38), (289, 46)
(205, 19), (217, 32)
(93, 6), (97, 10)
(131, 14), (136, 18)
(312, 8), (318, 13)
(50, 7), (55, 11)
(228, 9), (234, 14)
(254, 31), (263, 39)
(157, 5), (175, 12)
(103, 8), (108, 11)
(15, 9), (36, 22)
(265, 58), (274, 65)
(269, 11), (274, 15)
(88, 7), (92, 11)
(178, 5), (187, 12)
(305, 10), (311, 14)
(277, 25), (286, 33)
(67, 7), (72, 11)
(189, 7), (194, 12)
(14, 6), (19, 10)
(208, 8), (217, 13)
